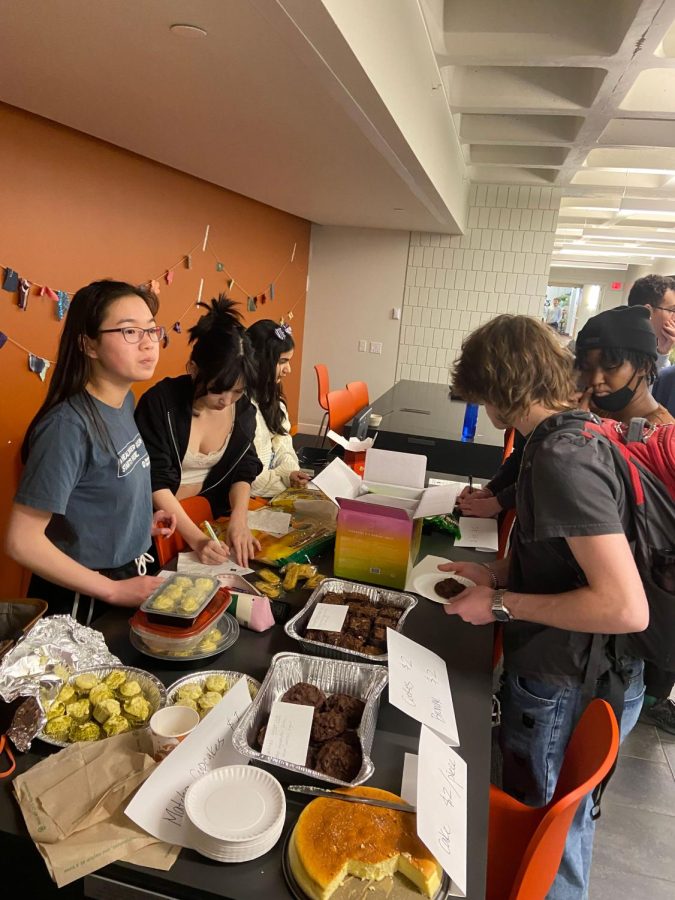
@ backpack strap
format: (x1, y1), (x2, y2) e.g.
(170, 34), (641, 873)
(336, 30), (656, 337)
(626, 417), (648, 444)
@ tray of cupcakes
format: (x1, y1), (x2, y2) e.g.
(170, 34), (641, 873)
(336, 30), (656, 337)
(232, 652), (388, 787)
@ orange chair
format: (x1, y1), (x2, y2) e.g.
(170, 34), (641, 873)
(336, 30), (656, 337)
(314, 364), (330, 439)
(487, 699), (619, 900)
(346, 381), (369, 412)
(153, 495), (213, 567)
(502, 426), (516, 463)
(326, 388), (358, 437)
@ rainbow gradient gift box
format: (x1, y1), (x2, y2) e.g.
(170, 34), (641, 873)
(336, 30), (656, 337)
(313, 449), (461, 590)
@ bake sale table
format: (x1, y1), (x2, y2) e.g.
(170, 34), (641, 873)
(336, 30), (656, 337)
(0, 536), (495, 900)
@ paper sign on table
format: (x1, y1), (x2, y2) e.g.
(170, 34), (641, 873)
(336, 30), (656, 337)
(400, 752), (419, 807)
(125, 676), (252, 848)
(247, 508), (292, 536)
(307, 602), (349, 632)
(261, 701), (314, 765)
(177, 550), (253, 577)
(327, 429), (375, 452)
(417, 725), (467, 897)
(455, 517), (498, 552)
(386, 629), (459, 746)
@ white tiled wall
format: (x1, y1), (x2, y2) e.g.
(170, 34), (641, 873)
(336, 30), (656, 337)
(397, 184), (561, 384)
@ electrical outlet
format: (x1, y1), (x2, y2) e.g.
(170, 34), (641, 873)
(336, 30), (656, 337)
(391, 307), (401, 320)
(358, 340), (367, 352)
(369, 341), (383, 354)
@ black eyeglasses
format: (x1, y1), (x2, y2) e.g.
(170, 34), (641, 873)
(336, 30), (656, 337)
(98, 325), (166, 344)
(652, 305), (675, 317)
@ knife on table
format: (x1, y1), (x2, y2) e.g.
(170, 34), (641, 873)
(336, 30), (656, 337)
(288, 785), (416, 813)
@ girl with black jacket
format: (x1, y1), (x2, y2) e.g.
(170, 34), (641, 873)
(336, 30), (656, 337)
(135, 297), (263, 567)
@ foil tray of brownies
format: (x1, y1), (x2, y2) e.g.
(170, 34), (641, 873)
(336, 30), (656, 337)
(284, 578), (418, 664)
(231, 651), (388, 787)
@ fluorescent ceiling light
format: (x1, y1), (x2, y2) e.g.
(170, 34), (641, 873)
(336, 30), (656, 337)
(619, 198), (675, 215)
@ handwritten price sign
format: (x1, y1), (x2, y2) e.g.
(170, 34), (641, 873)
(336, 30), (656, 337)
(387, 629), (459, 745)
(417, 725), (467, 896)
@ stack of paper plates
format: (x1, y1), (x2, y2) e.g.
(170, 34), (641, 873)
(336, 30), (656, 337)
(184, 766), (286, 862)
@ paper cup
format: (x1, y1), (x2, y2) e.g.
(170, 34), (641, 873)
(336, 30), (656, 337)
(150, 705), (200, 760)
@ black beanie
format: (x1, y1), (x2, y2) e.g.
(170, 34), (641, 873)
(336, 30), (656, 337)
(576, 305), (657, 360)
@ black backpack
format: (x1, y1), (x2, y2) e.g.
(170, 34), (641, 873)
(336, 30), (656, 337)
(559, 414), (675, 672)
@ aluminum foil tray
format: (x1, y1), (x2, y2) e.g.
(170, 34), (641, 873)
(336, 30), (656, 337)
(232, 651), (388, 787)
(37, 665), (167, 748)
(284, 577), (417, 664)
(166, 670), (261, 705)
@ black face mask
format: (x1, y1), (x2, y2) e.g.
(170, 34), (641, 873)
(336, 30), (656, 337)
(592, 373), (642, 413)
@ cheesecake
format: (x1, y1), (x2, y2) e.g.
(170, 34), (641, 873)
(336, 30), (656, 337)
(289, 786), (442, 899)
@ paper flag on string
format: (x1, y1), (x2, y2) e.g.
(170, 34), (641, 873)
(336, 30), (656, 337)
(56, 291), (70, 321)
(0, 332), (7, 350)
(18, 278), (30, 310)
(150, 279), (161, 295)
(2, 268), (19, 292)
(28, 354), (51, 381)
(288, 311), (294, 321)
(185, 254), (192, 270)
(40, 286), (58, 302)
(260, 293), (267, 305)
(269, 283), (275, 300)
(165, 269), (174, 286)
(172, 322), (182, 334)
(215, 262), (224, 272)
(247, 296), (257, 312)
(227, 278), (234, 291)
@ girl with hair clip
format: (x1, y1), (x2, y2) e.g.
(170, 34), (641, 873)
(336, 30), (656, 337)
(5, 280), (176, 623)
(135, 296), (262, 566)
(246, 319), (310, 498)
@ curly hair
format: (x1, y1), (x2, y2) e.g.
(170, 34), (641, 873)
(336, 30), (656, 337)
(451, 315), (576, 422)
(627, 274), (675, 307)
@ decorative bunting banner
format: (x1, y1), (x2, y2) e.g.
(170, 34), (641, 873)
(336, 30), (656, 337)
(1, 230), (303, 384)
(28, 353), (50, 381)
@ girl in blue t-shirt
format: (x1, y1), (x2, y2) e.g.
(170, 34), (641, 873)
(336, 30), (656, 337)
(6, 280), (176, 621)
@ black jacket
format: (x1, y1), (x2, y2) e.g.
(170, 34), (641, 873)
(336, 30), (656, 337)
(135, 375), (262, 517)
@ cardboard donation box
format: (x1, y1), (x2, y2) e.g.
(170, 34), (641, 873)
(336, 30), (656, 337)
(312, 449), (461, 589)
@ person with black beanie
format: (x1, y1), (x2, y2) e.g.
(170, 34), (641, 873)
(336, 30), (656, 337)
(576, 304), (675, 736)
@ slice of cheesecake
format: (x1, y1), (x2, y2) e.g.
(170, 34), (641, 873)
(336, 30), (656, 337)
(289, 786), (442, 899)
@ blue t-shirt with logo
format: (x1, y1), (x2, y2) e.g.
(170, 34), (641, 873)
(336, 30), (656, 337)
(16, 392), (152, 569)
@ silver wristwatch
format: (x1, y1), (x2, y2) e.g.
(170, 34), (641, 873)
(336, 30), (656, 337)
(491, 589), (513, 623)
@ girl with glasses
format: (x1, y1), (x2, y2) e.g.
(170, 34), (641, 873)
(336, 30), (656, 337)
(135, 296), (262, 567)
(246, 319), (309, 498)
(5, 280), (176, 622)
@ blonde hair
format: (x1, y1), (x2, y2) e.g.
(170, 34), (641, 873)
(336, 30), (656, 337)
(451, 315), (576, 422)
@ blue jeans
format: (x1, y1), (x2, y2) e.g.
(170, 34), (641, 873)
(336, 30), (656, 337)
(498, 660), (645, 900)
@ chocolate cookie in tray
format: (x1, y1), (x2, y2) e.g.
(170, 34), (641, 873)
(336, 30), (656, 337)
(284, 578), (417, 663)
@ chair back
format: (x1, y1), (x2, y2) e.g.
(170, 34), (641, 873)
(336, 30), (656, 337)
(502, 427), (516, 463)
(314, 364), (330, 411)
(154, 495), (214, 567)
(327, 388), (358, 436)
(346, 381), (369, 412)
(490, 699), (619, 900)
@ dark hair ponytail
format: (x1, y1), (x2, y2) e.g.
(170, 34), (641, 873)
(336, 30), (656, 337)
(22, 280), (158, 462)
(188, 295), (256, 399)
(246, 319), (295, 434)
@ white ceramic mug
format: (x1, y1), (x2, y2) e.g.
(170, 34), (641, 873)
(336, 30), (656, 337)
(149, 706), (200, 760)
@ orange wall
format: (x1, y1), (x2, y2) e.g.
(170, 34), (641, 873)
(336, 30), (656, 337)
(0, 103), (310, 598)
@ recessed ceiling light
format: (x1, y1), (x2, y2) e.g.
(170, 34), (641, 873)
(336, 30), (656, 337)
(170, 24), (208, 38)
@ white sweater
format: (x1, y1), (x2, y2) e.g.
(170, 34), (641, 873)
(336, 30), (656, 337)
(250, 400), (300, 498)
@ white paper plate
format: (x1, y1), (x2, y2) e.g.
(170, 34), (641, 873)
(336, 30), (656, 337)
(410, 572), (475, 604)
(185, 765), (285, 843)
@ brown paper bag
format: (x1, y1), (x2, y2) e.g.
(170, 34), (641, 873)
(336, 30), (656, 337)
(13, 730), (180, 887)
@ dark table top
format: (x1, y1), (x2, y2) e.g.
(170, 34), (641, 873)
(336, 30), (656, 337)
(371, 381), (503, 447)
(2, 535), (495, 900)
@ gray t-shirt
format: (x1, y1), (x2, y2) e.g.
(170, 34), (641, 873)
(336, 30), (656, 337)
(16, 392), (152, 569)
(505, 417), (631, 684)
